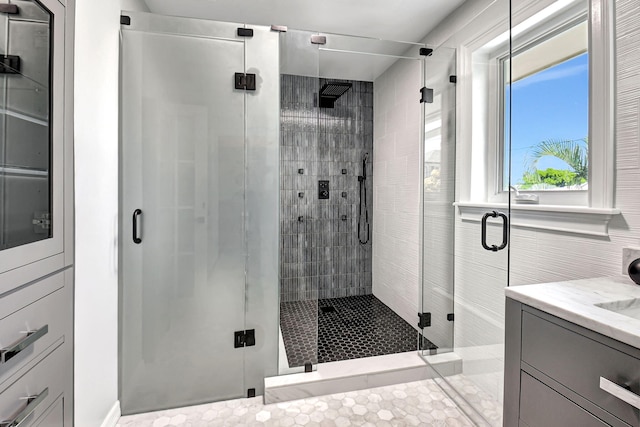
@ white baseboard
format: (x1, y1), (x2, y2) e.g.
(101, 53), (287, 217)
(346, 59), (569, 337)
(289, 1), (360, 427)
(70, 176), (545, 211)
(100, 401), (121, 427)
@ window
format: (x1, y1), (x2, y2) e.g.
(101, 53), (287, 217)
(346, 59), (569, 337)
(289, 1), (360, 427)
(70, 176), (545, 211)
(456, 0), (617, 236)
(503, 18), (589, 196)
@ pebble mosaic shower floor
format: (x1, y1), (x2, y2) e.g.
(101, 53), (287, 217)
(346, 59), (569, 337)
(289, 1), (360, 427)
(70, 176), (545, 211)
(280, 294), (437, 368)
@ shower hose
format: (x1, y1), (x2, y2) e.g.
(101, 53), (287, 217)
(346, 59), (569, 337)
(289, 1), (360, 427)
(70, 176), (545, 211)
(358, 153), (370, 244)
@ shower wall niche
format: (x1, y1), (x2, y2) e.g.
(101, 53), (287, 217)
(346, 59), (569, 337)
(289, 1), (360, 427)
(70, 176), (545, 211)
(280, 74), (373, 302)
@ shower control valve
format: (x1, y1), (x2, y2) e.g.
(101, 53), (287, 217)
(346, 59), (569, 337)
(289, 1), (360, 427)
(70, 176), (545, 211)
(318, 180), (329, 199)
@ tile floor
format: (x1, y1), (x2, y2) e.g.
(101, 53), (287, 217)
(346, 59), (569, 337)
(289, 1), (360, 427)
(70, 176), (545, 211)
(280, 295), (437, 367)
(116, 378), (474, 426)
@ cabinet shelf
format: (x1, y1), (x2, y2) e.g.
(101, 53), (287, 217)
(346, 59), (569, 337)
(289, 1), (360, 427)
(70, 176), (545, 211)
(0, 107), (48, 127)
(0, 166), (49, 177)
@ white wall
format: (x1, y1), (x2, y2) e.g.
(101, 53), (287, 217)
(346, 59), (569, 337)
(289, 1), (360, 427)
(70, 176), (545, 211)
(74, 0), (122, 425)
(372, 59), (423, 329)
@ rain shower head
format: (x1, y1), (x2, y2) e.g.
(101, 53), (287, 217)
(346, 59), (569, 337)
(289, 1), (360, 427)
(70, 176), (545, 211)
(319, 82), (352, 108)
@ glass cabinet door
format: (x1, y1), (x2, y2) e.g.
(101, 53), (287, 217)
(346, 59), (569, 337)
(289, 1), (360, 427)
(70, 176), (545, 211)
(0, 0), (66, 281)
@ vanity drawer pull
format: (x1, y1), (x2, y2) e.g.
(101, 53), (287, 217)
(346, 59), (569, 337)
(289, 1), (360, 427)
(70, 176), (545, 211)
(0, 325), (48, 364)
(0, 387), (48, 427)
(599, 377), (640, 410)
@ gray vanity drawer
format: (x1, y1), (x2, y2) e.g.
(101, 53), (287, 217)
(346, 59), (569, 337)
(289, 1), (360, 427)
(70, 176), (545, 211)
(522, 311), (640, 425)
(520, 371), (608, 427)
(0, 272), (67, 387)
(32, 396), (64, 427)
(0, 345), (66, 426)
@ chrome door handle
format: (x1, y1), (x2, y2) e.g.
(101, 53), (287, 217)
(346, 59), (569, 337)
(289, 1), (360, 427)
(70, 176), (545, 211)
(481, 211), (508, 251)
(0, 325), (48, 364)
(600, 377), (640, 409)
(0, 388), (48, 427)
(133, 209), (142, 244)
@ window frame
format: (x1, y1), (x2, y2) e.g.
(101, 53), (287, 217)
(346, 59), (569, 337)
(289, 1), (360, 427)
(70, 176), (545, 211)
(489, 5), (591, 206)
(455, 0), (618, 237)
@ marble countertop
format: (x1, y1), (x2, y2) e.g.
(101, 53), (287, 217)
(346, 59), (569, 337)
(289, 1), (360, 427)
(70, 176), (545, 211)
(505, 275), (640, 349)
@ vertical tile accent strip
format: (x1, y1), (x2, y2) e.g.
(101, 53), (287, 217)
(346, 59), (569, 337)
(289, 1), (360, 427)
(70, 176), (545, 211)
(280, 75), (374, 301)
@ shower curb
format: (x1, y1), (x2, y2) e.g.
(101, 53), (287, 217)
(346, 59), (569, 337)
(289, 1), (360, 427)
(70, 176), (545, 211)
(264, 351), (462, 403)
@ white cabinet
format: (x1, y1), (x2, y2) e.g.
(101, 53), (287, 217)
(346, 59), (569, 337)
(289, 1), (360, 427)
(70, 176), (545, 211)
(0, 0), (73, 425)
(0, 0), (70, 291)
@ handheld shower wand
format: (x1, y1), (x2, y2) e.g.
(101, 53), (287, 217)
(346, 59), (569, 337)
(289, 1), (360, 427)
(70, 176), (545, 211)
(358, 153), (370, 244)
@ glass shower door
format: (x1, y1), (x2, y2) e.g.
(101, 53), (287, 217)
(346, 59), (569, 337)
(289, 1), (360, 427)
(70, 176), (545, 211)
(419, 2), (512, 425)
(120, 22), (248, 414)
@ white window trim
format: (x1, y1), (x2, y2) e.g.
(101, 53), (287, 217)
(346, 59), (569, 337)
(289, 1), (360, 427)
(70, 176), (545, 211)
(456, 0), (619, 236)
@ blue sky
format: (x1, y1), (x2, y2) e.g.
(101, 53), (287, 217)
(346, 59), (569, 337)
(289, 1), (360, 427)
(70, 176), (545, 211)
(505, 52), (589, 187)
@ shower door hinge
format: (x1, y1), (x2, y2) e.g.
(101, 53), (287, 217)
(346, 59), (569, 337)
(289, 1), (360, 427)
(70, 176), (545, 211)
(237, 28), (254, 37)
(234, 73), (256, 91)
(420, 87), (433, 104)
(0, 55), (20, 74)
(234, 329), (256, 348)
(419, 47), (433, 56)
(418, 312), (431, 329)
(450, 75), (457, 84)
(120, 15), (131, 26)
(271, 25), (288, 32)
(447, 313), (455, 321)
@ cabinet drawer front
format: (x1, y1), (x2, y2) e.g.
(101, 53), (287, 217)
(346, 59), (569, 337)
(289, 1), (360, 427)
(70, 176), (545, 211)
(32, 396), (64, 427)
(0, 277), (66, 386)
(0, 346), (66, 426)
(522, 311), (640, 425)
(520, 371), (609, 427)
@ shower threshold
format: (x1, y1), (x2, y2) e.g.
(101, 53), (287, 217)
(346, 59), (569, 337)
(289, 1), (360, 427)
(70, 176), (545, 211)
(266, 349), (462, 403)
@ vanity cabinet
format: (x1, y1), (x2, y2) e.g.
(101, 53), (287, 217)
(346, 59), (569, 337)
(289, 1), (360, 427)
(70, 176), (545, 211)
(0, 0), (73, 425)
(505, 298), (640, 427)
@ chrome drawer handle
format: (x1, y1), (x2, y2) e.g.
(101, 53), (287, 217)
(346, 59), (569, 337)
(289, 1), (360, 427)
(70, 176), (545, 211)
(600, 377), (640, 410)
(0, 388), (48, 427)
(0, 325), (48, 364)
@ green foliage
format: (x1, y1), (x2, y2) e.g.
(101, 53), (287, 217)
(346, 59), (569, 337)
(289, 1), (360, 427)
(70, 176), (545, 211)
(520, 138), (588, 188)
(520, 168), (587, 189)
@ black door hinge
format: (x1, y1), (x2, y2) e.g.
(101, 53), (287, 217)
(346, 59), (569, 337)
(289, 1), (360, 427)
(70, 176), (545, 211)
(0, 4), (19, 14)
(120, 15), (131, 26)
(234, 329), (256, 348)
(447, 313), (455, 321)
(0, 55), (20, 74)
(420, 87), (433, 104)
(235, 73), (256, 91)
(418, 312), (431, 329)
(419, 47), (433, 56)
(449, 75), (457, 84)
(237, 28), (254, 37)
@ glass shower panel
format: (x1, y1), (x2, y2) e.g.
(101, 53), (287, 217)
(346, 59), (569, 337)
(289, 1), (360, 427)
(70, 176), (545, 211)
(421, 46), (456, 355)
(120, 27), (247, 414)
(317, 37), (425, 362)
(278, 29), (320, 374)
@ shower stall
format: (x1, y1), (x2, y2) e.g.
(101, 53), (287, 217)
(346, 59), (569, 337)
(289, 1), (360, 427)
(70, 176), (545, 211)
(118, 6), (516, 427)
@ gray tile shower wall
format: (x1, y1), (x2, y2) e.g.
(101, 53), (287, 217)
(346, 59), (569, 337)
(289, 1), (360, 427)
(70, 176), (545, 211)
(280, 74), (373, 302)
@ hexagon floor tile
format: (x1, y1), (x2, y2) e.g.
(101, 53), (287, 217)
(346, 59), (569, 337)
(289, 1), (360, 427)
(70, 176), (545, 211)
(116, 379), (478, 426)
(280, 295), (438, 368)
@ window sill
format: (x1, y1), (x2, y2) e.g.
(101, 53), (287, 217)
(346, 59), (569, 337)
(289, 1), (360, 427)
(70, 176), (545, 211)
(454, 202), (621, 237)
